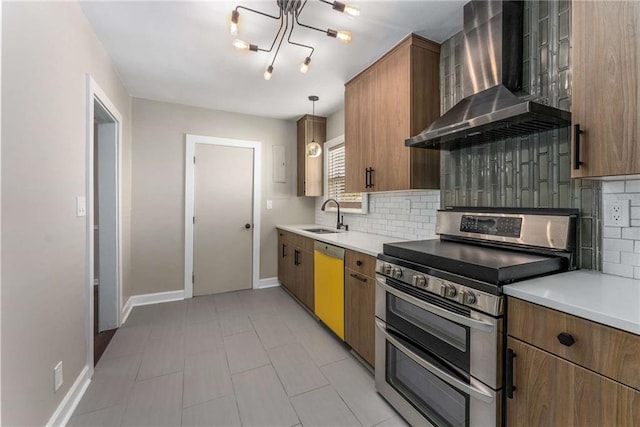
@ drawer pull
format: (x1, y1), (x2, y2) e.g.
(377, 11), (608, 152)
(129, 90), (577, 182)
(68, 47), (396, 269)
(557, 332), (576, 347)
(349, 273), (367, 283)
(506, 348), (516, 399)
(356, 260), (363, 266)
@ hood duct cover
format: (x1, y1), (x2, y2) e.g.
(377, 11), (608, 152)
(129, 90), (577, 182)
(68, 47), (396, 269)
(406, 0), (571, 150)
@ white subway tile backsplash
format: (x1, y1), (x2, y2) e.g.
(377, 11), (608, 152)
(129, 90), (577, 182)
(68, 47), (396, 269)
(621, 252), (640, 266)
(602, 251), (621, 263)
(603, 238), (634, 252)
(603, 227), (622, 239)
(621, 227), (640, 240)
(625, 180), (640, 193)
(603, 181), (626, 193)
(602, 262), (634, 278)
(601, 178), (640, 278)
(315, 190), (440, 241)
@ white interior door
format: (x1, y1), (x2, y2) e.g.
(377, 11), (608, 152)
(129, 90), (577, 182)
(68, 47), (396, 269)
(193, 144), (254, 296)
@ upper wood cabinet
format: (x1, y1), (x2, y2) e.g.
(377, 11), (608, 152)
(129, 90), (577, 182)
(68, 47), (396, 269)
(297, 114), (326, 196)
(345, 34), (440, 193)
(571, 1), (640, 178)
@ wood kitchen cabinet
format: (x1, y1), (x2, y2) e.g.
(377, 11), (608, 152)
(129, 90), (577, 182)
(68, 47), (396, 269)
(276, 229), (314, 310)
(345, 34), (440, 193)
(344, 249), (376, 366)
(571, 1), (640, 177)
(297, 114), (326, 197)
(506, 298), (640, 425)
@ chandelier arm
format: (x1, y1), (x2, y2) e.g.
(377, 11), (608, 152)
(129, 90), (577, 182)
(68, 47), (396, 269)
(286, 20), (315, 57)
(269, 14), (290, 67)
(257, 13), (286, 53)
(295, 10), (329, 35)
(235, 5), (282, 21)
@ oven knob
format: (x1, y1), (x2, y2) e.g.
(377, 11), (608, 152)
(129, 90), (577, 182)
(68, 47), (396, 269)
(392, 267), (403, 279)
(460, 290), (477, 305)
(440, 284), (457, 299)
(381, 263), (392, 275)
(412, 274), (427, 288)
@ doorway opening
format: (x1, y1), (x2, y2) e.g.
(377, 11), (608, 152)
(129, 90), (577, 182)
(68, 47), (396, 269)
(86, 76), (123, 368)
(184, 135), (262, 298)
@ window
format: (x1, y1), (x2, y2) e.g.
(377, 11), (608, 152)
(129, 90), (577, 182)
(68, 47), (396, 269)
(323, 135), (367, 213)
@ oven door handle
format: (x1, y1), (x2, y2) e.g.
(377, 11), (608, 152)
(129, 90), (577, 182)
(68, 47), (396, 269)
(375, 319), (495, 404)
(376, 278), (495, 333)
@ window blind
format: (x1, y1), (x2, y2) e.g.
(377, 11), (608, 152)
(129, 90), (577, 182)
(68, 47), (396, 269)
(327, 143), (362, 208)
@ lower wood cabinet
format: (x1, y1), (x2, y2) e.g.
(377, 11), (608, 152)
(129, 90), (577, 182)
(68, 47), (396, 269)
(277, 229), (314, 311)
(506, 337), (640, 426)
(344, 249), (376, 366)
(506, 298), (640, 426)
(277, 232), (376, 366)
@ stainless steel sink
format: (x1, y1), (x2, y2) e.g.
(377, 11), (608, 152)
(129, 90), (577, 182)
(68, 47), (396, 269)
(304, 228), (339, 234)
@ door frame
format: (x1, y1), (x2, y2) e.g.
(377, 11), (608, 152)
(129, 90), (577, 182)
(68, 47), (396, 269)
(184, 134), (262, 298)
(85, 75), (123, 369)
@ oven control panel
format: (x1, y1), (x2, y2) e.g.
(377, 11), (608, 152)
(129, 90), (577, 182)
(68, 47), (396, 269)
(375, 260), (503, 316)
(460, 215), (522, 238)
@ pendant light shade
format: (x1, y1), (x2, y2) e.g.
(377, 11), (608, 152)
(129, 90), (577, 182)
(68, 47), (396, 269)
(307, 95), (322, 158)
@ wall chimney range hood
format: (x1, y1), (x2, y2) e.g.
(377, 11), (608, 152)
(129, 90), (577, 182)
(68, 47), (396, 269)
(406, 0), (571, 150)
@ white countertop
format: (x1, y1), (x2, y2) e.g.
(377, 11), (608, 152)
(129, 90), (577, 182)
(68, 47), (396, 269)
(503, 270), (640, 335)
(276, 224), (408, 257)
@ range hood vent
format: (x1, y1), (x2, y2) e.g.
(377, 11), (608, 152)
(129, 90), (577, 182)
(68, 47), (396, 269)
(406, 0), (571, 150)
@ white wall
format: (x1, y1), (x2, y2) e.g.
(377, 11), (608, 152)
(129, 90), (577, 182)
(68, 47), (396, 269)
(602, 179), (640, 278)
(1, 2), (132, 425)
(131, 98), (314, 295)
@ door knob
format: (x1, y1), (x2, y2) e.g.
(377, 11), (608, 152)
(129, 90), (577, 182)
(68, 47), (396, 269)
(245, 223), (251, 229)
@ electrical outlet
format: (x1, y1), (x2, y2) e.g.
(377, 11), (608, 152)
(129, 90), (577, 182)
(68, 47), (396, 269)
(266, 200), (273, 210)
(54, 362), (63, 392)
(604, 199), (630, 227)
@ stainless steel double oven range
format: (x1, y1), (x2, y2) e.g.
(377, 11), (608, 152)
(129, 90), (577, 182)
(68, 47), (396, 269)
(375, 207), (578, 427)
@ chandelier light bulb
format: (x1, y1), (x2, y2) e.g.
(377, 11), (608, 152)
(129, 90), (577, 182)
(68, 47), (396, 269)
(230, 10), (240, 36)
(300, 57), (312, 73)
(233, 39), (249, 50)
(233, 39), (258, 52)
(264, 65), (274, 80)
(343, 4), (360, 16)
(336, 30), (352, 43)
(333, 1), (360, 17)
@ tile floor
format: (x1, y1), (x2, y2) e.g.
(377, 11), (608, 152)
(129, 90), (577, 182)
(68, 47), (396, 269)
(69, 287), (408, 427)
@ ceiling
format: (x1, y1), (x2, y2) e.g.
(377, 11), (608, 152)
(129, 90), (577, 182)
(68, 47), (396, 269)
(80, 1), (465, 120)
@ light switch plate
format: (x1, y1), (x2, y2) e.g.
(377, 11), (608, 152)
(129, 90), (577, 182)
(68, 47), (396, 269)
(76, 196), (86, 217)
(266, 200), (273, 210)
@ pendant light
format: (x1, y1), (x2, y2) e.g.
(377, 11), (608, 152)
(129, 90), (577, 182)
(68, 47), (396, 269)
(307, 95), (322, 158)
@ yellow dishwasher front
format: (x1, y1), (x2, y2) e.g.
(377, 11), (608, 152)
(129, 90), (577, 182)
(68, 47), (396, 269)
(314, 241), (345, 339)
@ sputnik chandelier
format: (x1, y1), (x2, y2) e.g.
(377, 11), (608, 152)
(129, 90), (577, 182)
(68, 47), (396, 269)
(230, 0), (359, 80)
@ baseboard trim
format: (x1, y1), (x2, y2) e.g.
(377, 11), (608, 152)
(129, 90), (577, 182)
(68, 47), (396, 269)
(46, 365), (92, 427)
(257, 277), (280, 289)
(121, 290), (185, 326)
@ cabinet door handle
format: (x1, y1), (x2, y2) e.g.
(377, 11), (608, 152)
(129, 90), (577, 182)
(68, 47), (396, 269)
(365, 168), (370, 188)
(294, 250), (300, 266)
(506, 348), (516, 399)
(368, 167), (375, 188)
(349, 273), (367, 282)
(573, 124), (583, 170)
(282, 244), (287, 258)
(356, 260), (363, 266)
(557, 332), (576, 347)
